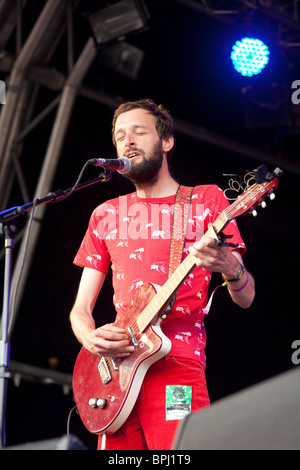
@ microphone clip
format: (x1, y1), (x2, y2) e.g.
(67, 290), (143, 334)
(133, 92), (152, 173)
(99, 168), (112, 182)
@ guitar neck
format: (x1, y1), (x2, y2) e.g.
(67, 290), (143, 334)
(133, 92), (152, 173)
(136, 210), (230, 332)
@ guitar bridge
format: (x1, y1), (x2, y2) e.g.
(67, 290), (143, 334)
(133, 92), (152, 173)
(98, 356), (111, 385)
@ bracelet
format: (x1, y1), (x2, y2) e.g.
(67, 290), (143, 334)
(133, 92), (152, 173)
(226, 271), (249, 292)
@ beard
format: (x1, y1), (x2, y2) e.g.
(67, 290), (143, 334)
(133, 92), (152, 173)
(122, 141), (164, 188)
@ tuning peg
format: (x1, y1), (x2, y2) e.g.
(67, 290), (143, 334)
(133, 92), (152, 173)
(269, 192), (275, 200)
(251, 209), (258, 217)
(261, 200), (267, 209)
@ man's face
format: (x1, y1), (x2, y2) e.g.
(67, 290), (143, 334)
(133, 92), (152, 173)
(114, 108), (165, 186)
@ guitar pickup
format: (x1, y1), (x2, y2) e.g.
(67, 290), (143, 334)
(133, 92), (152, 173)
(98, 356), (111, 385)
(128, 326), (138, 347)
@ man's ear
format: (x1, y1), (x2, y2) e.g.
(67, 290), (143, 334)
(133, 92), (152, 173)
(162, 135), (174, 153)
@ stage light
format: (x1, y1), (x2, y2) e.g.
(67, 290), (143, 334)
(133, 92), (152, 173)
(97, 42), (145, 79)
(231, 37), (270, 77)
(87, 0), (149, 47)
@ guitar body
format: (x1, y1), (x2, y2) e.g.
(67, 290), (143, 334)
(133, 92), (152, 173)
(72, 282), (172, 435)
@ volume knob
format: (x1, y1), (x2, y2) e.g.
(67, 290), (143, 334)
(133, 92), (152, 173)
(97, 398), (107, 409)
(88, 397), (98, 408)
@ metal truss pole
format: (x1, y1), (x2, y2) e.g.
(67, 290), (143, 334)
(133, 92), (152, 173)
(8, 37), (96, 338)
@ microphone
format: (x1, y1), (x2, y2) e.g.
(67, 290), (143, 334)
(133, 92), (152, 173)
(88, 156), (131, 174)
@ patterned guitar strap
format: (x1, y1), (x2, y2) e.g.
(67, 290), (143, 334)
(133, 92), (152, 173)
(164, 185), (194, 315)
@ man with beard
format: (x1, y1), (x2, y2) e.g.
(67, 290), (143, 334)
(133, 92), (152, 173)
(70, 99), (255, 450)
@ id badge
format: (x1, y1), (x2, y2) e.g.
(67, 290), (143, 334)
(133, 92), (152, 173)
(165, 385), (192, 421)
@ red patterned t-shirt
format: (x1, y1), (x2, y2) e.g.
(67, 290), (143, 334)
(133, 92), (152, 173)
(74, 185), (246, 368)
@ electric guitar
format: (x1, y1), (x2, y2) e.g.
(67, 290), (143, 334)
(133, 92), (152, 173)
(72, 166), (282, 435)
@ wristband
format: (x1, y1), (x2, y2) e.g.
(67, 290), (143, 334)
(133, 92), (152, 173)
(226, 271), (249, 292)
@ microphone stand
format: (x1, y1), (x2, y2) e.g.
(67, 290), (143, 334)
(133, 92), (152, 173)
(0, 169), (112, 448)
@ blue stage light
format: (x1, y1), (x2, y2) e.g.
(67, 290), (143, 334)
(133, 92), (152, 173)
(231, 37), (270, 76)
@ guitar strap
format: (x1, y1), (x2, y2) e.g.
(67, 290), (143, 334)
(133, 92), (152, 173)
(168, 185), (194, 277)
(166, 185), (227, 318)
(164, 185), (194, 314)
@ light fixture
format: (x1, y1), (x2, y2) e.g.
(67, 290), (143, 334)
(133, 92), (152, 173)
(87, 0), (149, 47)
(231, 37), (270, 77)
(97, 42), (145, 80)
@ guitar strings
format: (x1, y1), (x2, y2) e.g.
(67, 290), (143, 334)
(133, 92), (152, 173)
(130, 254), (196, 340)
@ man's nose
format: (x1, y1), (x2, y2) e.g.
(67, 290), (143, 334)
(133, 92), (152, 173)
(124, 133), (136, 147)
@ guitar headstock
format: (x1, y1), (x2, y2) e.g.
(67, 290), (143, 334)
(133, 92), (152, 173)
(224, 165), (282, 221)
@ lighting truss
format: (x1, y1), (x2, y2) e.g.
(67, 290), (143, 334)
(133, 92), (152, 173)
(176, 0), (300, 50)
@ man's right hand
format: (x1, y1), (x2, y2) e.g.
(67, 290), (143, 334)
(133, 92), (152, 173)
(84, 323), (135, 357)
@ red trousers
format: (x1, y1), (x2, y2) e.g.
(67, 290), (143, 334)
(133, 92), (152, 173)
(98, 356), (210, 450)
